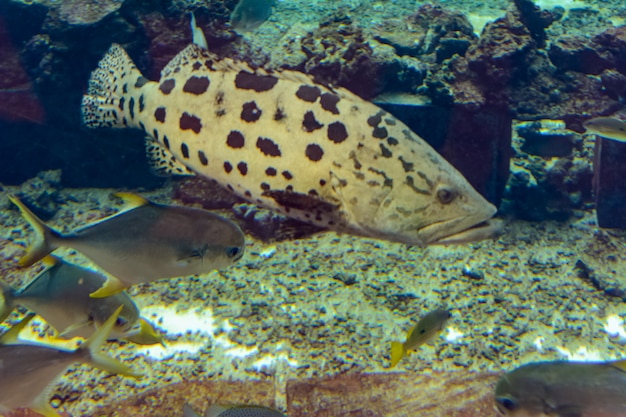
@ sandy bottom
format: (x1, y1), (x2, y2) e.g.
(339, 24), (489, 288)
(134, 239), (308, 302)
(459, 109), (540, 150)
(0, 183), (625, 416)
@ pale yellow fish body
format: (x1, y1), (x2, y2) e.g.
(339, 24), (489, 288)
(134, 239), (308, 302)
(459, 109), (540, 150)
(82, 24), (497, 247)
(583, 117), (626, 142)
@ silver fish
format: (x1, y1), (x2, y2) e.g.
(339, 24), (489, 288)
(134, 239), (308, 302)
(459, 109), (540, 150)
(10, 193), (245, 297)
(81, 18), (497, 247)
(0, 306), (139, 417)
(495, 360), (626, 417)
(583, 116), (626, 142)
(183, 403), (285, 417)
(0, 255), (161, 343)
(230, 0), (276, 32)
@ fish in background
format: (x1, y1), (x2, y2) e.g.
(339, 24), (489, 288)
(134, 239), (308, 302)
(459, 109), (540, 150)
(583, 117), (626, 142)
(9, 193), (245, 297)
(495, 360), (626, 417)
(389, 308), (451, 368)
(0, 306), (140, 417)
(0, 255), (162, 344)
(230, 0), (276, 32)
(81, 15), (499, 248)
(183, 403), (285, 417)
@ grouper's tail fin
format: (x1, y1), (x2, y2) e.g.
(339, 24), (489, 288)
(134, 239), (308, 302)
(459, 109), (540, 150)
(8, 195), (61, 268)
(81, 44), (146, 129)
(81, 305), (141, 378)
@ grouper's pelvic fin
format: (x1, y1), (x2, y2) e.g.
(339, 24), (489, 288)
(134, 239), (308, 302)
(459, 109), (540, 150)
(9, 195), (61, 268)
(81, 44), (145, 129)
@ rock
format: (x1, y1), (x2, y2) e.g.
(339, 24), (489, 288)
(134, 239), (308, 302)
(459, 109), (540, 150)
(58, 0), (125, 26)
(593, 137), (626, 229)
(516, 120), (576, 157)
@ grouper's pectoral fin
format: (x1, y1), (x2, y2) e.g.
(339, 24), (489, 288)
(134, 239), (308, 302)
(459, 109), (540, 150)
(145, 138), (195, 177)
(89, 275), (128, 298)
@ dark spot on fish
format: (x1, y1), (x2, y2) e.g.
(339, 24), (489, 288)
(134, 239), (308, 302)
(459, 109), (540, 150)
(274, 107), (286, 121)
(244, 190), (252, 197)
(180, 143), (189, 159)
(227, 184), (234, 191)
(216, 109), (226, 117)
(367, 111), (385, 127)
(205, 59), (214, 69)
(303, 111), (324, 132)
(163, 135), (170, 150)
(296, 85), (320, 102)
(227, 130), (245, 148)
(198, 150), (208, 166)
(241, 101), (262, 122)
(327, 121), (348, 143)
(417, 171), (434, 189)
(257, 137), (281, 157)
(387, 136), (399, 146)
(224, 161), (233, 173)
(308, 189), (318, 196)
(399, 156), (414, 172)
(406, 176), (430, 195)
(261, 182), (270, 191)
(123, 83), (128, 94)
(306, 144), (324, 161)
(320, 93), (340, 114)
(183, 76), (210, 95)
(265, 167), (277, 176)
(237, 162), (248, 175)
(234, 71), (278, 92)
(216, 91), (224, 105)
(153, 129), (159, 140)
(179, 112), (202, 134)
(154, 107), (166, 123)
(122, 117), (127, 126)
(373, 126), (388, 139)
(192, 61), (202, 70)
(135, 76), (149, 88)
(380, 143), (392, 158)
(354, 172), (365, 180)
(286, 185), (294, 191)
(128, 97), (135, 119)
(320, 179), (326, 186)
(138, 121), (145, 131)
(282, 171), (293, 180)
(159, 79), (175, 94)
(369, 167), (393, 188)
(385, 118), (396, 125)
(118, 97), (125, 111)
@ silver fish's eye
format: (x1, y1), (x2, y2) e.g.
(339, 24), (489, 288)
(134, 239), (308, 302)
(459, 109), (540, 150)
(115, 317), (128, 328)
(436, 187), (456, 204)
(495, 396), (517, 412)
(227, 246), (241, 259)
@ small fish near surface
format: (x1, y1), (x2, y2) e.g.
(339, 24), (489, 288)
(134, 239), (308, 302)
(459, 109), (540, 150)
(583, 117), (626, 142)
(389, 308), (451, 368)
(230, 0), (276, 32)
(184, 402), (285, 417)
(0, 306), (140, 417)
(495, 360), (626, 417)
(10, 193), (245, 297)
(0, 255), (162, 344)
(81, 16), (499, 248)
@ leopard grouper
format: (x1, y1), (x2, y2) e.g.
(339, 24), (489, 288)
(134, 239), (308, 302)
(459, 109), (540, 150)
(0, 306), (139, 417)
(81, 17), (499, 247)
(10, 193), (245, 297)
(0, 255), (162, 344)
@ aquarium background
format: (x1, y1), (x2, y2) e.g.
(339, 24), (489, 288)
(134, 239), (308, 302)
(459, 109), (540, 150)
(1, 0), (626, 416)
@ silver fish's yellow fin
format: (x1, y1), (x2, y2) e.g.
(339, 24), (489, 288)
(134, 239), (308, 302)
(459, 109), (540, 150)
(389, 341), (405, 368)
(59, 319), (92, 338)
(112, 192), (149, 209)
(145, 138), (195, 177)
(190, 12), (208, 50)
(42, 254), (60, 267)
(81, 305), (141, 378)
(8, 195), (59, 267)
(89, 275), (128, 298)
(0, 313), (35, 344)
(125, 317), (165, 346)
(30, 392), (64, 417)
(610, 359), (626, 372)
(0, 279), (15, 324)
(182, 403), (202, 417)
(82, 44), (145, 129)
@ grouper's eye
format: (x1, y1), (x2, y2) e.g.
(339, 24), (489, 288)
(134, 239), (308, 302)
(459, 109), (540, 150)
(226, 246), (242, 259)
(495, 396), (518, 413)
(436, 186), (456, 204)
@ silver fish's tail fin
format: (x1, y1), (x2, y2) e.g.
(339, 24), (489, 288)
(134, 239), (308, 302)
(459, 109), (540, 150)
(81, 44), (146, 129)
(8, 195), (61, 268)
(81, 305), (141, 378)
(389, 341), (405, 368)
(190, 13), (208, 49)
(0, 280), (15, 324)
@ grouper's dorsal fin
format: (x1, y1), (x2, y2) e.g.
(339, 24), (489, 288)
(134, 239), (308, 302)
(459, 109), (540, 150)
(145, 139), (195, 177)
(0, 313), (35, 345)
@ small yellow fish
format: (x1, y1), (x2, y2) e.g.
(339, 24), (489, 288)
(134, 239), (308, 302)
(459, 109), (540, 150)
(0, 306), (139, 417)
(389, 308), (451, 368)
(583, 117), (626, 142)
(495, 360), (626, 417)
(183, 403), (285, 417)
(230, 0), (276, 32)
(9, 193), (245, 297)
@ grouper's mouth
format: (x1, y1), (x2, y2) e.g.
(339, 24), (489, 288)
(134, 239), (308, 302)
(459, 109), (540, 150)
(430, 218), (504, 245)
